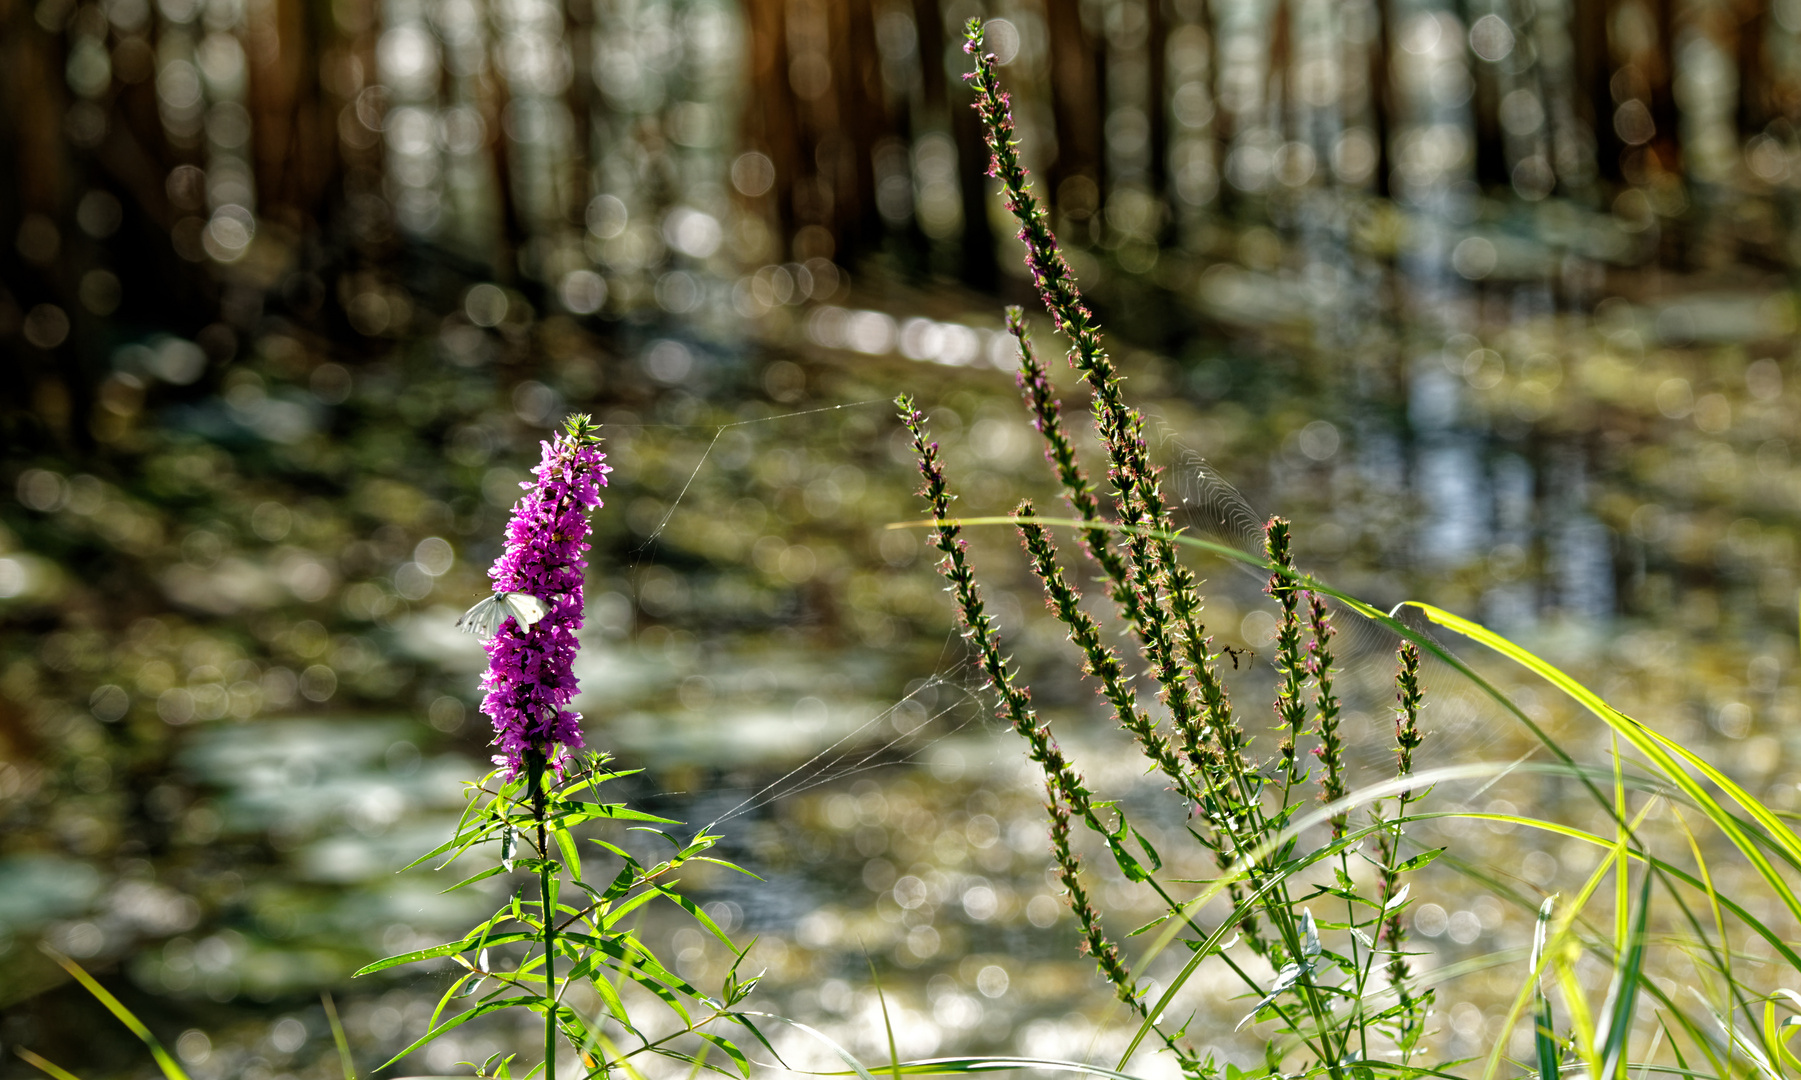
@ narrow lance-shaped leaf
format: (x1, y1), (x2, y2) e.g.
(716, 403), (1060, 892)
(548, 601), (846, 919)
(1593, 872), (1653, 1080)
(41, 948), (193, 1080)
(1533, 897), (1561, 1080)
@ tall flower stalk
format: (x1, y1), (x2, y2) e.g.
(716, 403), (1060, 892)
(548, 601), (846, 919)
(892, 24), (1441, 1079)
(364, 414), (762, 1080)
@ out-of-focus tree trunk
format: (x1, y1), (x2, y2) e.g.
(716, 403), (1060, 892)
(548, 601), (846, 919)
(1269, 0), (1291, 144)
(832, 0), (887, 259)
(1574, 0), (1621, 184)
(5, 9), (65, 214)
(1734, 0), (1767, 141)
(1648, 0), (1680, 172)
(1045, 0), (1102, 202)
(912, 0), (993, 286)
(1202, 0), (1232, 215)
(565, 0), (593, 218)
(1368, 0), (1394, 199)
(1461, 0), (1508, 188)
(951, 49), (997, 289)
(743, 0), (800, 248)
(1147, 0), (1169, 208)
(490, 71), (527, 280)
(247, 0), (340, 232)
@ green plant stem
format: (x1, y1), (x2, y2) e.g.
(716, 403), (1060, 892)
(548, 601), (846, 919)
(530, 747), (557, 1080)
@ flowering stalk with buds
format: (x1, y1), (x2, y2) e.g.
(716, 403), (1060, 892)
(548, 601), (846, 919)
(359, 415), (763, 1080)
(890, 25), (1448, 1080)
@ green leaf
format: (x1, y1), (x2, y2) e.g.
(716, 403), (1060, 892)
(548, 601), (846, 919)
(558, 765), (644, 800)
(1393, 848), (1444, 874)
(688, 856), (764, 880)
(378, 999), (535, 1071)
(1131, 827), (1163, 873)
(1104, 835), (1148, 883)
(664, 889), (739, 949)
(575, 933), (702, 994)
(597, 865), (637, 904)
(589, 838), (644, 868)
(559, 803), (681, 826)
(1125, 914), (1172, 938)
(352, 931), (537, 976)
(587, 966), (638, 1032)
(554, 828), (584, 884)
(396, 834), (464, 874)
(621, 962), (694, 1026)
(322, 994), (358, 1080)
(600, 886), (664, 930)
(696, 1034), (751, 1079)
(676, 836), (723, 861)
(443, 863), (510, 894)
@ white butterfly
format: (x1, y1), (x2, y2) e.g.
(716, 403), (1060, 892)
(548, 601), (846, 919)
(456, 592), (548, 639)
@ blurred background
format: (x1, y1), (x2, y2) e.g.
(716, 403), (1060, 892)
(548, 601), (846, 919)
(6, 0), (1801, 1074)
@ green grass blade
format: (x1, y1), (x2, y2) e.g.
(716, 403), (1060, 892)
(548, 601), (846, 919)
(1536, 989), (1560, 1080)
(15, 1049), (86, 1080)
(42, 947), (192, 1080)
(868, 957), (903, 1080)
(323, 994), (358, 1080)
(1594, 872), (1653, 1080)
(1431, 809), (1801, 972)
(1530, 897), (1560, 1080)
(1406, 602), (1801, 930)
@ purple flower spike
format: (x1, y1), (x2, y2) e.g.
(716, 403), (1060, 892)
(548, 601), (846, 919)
(479, 415), (611, 778)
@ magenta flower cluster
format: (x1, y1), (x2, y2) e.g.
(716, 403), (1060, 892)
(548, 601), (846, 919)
(480, 423), (610, 777)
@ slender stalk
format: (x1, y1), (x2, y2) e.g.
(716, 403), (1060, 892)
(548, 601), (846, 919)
(897, 397), (1208, 1067)
(530, 746), (557, 1080)
(1308, 592), (1347, 834)
(1376, 642), (1426, 1061)
(1267, 519), (1309, 792)
(1009, 313), (1272, 959)
(1016, 499), (1202, 803)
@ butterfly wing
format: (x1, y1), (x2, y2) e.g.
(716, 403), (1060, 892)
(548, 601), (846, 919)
(456, 594), (505, 638)
(503, 592), (547, 630)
